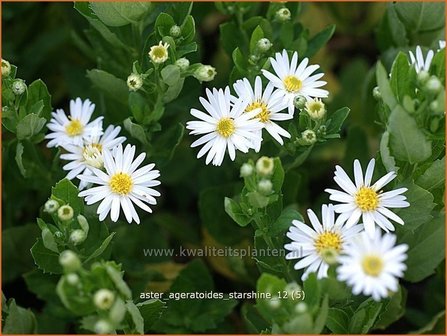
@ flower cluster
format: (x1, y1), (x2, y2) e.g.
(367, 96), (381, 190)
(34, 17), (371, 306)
(45, 98), (161, 224)
(285, 158), (409, 301)
(187, 49), (329, 166)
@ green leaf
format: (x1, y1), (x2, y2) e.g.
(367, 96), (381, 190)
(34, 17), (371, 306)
(89, 2), (152, 27)
(326, 308), (349, 333)
(402, 214), (445, 282)
(41, 228), (59, 253)
(224, 197), (251, 227)
(25, 79), (52, 120)
(220, 22), (239, 56)
(389, 52), (414, 102)
(412, 310), (446, 334)
(51, 179), (84, 214)
(126, 300), (144, 334)
(15, 142), (27, 177)
(3, 299), (37, 334)
(106, 263), (132, 299)
(128, 92), (150, 124)
(305, 24), (335, 58)
(84, 232), (115, 263)
(326, 107), (350, 134)
(74, 2), (128, 49)
(394, 182), (434, 231)
(16, 113), (46, 140)
(2, 223), (40, 283)
(86, 69), (129, 103)
(376, 62), (397, 110)
(241, 303), (270, 334)
(153, 259), (237, 333)
(416, 157), (445, 192)
(388, 105), (432, 164)
(180, 15), (196, 44)
(373, 286), (406, 330)
(271, 157), (284, 193)
(430, 49), (445, 82)
(151, 123), (184, 165)
(155, 12), (176, 37)
(348, 298), (383, 333)
(123, 117), (149, 145)
(379, 131), (398, 172)
(394, 2), (445, 33)
(303, 273), (321, 309)
(232, 47), (248, 76)
(269, 207), (302, 236)
(30, 239), (62, 274)
(249, 25), (264, 53)
(136, 299), (165, 332)
(161, 65), (181, 86)
(255, 273), (288, 324)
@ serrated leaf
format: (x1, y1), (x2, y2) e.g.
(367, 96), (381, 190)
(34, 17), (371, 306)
(224, 197), (251, 227)
(137, 299), (165, 332)
(30, 239), (62, 274)
(416, 157), (445, 192)
(3, 299), (37, 334)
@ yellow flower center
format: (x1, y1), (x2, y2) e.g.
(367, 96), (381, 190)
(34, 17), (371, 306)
(152, 46), (167, 59)
(362, 255), (384, 277)
(65, 119), (84, 137)
(109, 172), (133, 195)
(246, 100), (270, 122)
(283, 75), (302, 93)
(216, 117), (235, 138)
(82, 143), (103, 169)
(314, 231), (342, 253)
(355, 186), (380, 212)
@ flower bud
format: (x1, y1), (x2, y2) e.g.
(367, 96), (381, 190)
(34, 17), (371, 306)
(58, 205), (74, 222)
(293, 95), (306, 110)
(258, 179), (273, 195)
(175, 57), (190, 71)
(248, 54), (260, 64)
(301, 130), (317, 145)
(276, 7), (291, 22)
(66, 273), (80, 285)
(268, 296), (281, 309)
(70, 229), (87, 245)
(320, 247), (339, 265)
(54, 231), (64, 239)
(430, 101), (440, 113)
(193, 65), (217, 82)
(94, 289), (115, 310)
(256, 156), (274, 176)
(94, 319), (113, 334)
(257, 38), (272, 52)
(127, 73), (143, 91)
(295, 302), (307, 313)
(417, 70), (429, 84)
(1, 59), (11, 77)
(317, 125), (327, 136)
(425, 76), (442, 94)
(12, 79), (26, 95)
(148, 41), (170, 64)
(305, 98), (326, 120)
(77, 215), (89, 234)
(59, 250), (81, 272)
(240, 163), (254, 177)
(44, 199), (60, 214)
(372, 86), (381, 100)
(169, 25), (181, 37)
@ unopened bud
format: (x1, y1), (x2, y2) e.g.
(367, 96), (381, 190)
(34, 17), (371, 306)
(175, 58), (190, 71)
(169, 25), (181, 37)
(66, 273), (80, 285)
(295, 302), (307, 313)
(1, 59), (11, 77)
(276, 8), (291, 22)
(58, 205), (74, 221)
(258, 179), (273, 195)
(94, 289), (115, 310)
(425, 76), (442, 94)
(294, 95), (306, 110)
(12, 79), (26, 95)
(94, 319), (113, 334)
(44, 199), (60, 214)
(257, 38), (272, 52)
(70, 229), (86, 245)
(256, 156), (274, 176)
(59, 250), (81, 272)
(193, 65), (217, 82)
(240, 163), (254, 177)
(417, 70), (429, 84)
(372, 86), (381, 100)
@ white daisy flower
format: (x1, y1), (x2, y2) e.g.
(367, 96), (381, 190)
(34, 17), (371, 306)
(438, 40), (446, 50)
(186, 87), (263, 166)
(409, 46), (434, 73)
(261, 49), (329, 115)
(337, 229), (408, 301)
(60, 125), (126, 190)
(325, 158), (409, 237)
(78, 144), (161, 224)
(233, 76), (291, 151)
(45, 98), (103, 148)
(284, 204), (363, 281)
